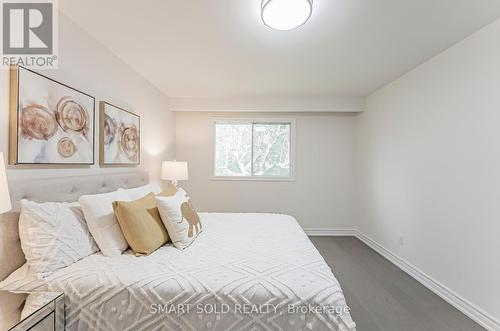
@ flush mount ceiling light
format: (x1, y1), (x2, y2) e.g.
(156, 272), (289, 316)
(261, 0), (313, 31)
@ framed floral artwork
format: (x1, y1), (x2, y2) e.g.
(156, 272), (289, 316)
(9, 66), (95, 165)
(99, 101), (140, 166)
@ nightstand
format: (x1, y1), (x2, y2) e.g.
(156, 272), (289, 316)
(0, 291), (64, 331)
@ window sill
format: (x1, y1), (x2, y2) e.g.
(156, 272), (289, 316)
(210, 176), (296, 182)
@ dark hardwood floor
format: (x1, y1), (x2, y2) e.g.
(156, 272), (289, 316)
(310, 236), (485, 331)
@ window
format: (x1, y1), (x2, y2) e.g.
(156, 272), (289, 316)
(214, 119), (294, 179)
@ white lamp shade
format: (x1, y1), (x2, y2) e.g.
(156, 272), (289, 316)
(0, 152), (11, 214)
(161, 161), (189, 181)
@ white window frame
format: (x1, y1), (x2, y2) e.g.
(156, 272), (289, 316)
(211, 117), (296, 181)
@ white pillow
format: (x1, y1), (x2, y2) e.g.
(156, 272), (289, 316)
(0, 264), (36, 290)
(79, 190), (131, 256)
(18, 200), (99, 278)
(119, 183), (162, 200)
(156, 188), (202, 250)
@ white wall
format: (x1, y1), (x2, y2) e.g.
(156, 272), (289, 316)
(355, 19), (500, 326)
(0, 13), (175, 182)
(176, 112), (355, 229)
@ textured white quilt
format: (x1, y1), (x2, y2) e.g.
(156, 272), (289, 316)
(1, 213), (356, 331)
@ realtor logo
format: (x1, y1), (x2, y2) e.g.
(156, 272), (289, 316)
(1, 0), (58, 68)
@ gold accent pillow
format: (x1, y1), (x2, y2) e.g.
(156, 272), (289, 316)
(113, 193), (170, 256)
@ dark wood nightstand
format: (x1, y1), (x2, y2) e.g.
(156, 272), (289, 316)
(0, 291), (64, 331)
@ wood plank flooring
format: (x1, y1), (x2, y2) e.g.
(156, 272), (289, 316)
(310, 236), (485, 331)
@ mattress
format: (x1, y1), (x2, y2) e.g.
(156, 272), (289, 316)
(0, 213), (356, 331)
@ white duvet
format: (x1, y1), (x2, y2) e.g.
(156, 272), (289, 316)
(0, 213), (356, 331)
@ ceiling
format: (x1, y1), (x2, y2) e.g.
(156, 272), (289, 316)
(59, 0), (500, 99)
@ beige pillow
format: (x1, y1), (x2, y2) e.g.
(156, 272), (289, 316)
(113, 193), (169, 256)
(156, 188), (202, 250)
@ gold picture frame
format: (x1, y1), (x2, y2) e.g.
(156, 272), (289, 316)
(99, 101), (140, 166)
(9, 66), (95, 165)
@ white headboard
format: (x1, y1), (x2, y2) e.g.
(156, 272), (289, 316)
(0, 172), (150, 281)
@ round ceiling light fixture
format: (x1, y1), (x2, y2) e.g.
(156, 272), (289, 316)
(261, 0), (313, 31)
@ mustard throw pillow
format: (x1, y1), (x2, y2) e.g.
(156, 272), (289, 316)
(113, 193), (169, 256)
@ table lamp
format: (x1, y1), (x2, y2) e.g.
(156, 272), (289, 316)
(0, 152), (11, 214)
(161, 161), (188, 189)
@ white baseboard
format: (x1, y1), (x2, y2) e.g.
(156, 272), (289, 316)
(303, 228), (357, 236)
(306, 228), (500, 331)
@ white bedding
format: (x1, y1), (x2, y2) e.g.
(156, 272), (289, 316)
(0, 213), (356, 331)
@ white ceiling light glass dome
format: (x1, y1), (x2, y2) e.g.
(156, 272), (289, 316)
(261, 0), (313, 31)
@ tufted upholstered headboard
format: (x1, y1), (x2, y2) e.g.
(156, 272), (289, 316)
(0, 172), (150, 281)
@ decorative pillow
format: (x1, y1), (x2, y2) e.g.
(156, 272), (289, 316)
(0, 264), (34, 290)
(113, 193), (169, 256)
(79, 190), (131, 256)
(18, 200), (99, 278)
(158, 185), (177, 197)
(119, 183), (162, 200)
(156, 188), (202, 250)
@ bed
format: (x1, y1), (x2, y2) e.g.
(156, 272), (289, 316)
(0, 172), (356, 331)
